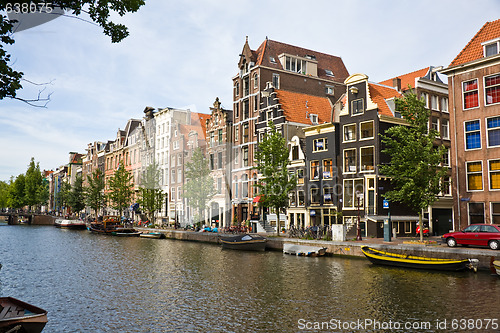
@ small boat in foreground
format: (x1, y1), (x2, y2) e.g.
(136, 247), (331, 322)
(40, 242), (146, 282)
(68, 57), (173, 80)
(283, 243), (326, 257)
(219, 234), (267, 251)
(0, 297), (48, 333)
(493, 260), (500, 277)
(54, 219), (87, 230)
(361, 246), (477, 271)
(139, 232), (164, 239)
(111, 228), (141, 237)
(88, 216), (121, 235)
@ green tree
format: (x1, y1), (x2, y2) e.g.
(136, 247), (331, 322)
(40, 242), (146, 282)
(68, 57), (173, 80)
(56, 181), (71, 215)
(108, 162), (134, 217)
(24, 157), (45, 211)
(68, 175), (85, 215)
(380, 91), (448, 242)
(85, 169), (106, 218)
(8, 174), (26, 209)
(182, 148), (215, 226)
(0, 1), (145, 105)
(137, 161), (164, 224)
(0, 180), (8, 208)
(254, 122), (296, 236)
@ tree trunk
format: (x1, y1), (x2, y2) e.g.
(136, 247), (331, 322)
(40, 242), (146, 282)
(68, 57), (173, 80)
(276, 207), (280, 236)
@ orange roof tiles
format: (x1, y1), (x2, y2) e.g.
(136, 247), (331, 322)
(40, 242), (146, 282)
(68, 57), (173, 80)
(379, 67), (430, 91)
(450, 19), (500, 67)
(368, 83), (402, 117)
(275, 90), (332, 125)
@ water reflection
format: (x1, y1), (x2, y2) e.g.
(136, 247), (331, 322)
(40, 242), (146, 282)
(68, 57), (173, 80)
(0, 226), (499, 332)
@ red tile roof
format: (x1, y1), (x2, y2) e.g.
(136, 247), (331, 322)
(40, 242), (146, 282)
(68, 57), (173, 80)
(252, 39), (349, 83)
(379, 67), (430, 92)
(275, 90), (332, 125)
(368, 83), (402, 117)
(450, 19), (500, 66)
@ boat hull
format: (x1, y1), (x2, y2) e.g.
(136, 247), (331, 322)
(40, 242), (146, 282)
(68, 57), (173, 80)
(283, 243), (326, 256)
(0, 297), (47, 333)
(361, 246), (471, 271)
(54, 219), (87, 230)
(140, 232), (164, 239)
(493, 260), (500, 276)
(220, 234), (267, 251)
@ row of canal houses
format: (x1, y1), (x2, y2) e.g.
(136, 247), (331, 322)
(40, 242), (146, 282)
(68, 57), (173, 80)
(48, 20), (500, 237)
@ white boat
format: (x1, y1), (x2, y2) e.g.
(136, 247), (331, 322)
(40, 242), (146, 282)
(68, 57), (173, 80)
(139, 232), (164, 239)
(54, 219), (87, 230)
(283, 243), (327, 257)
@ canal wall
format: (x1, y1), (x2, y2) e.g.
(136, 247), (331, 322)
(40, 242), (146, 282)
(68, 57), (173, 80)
(141, 228), (500, 271)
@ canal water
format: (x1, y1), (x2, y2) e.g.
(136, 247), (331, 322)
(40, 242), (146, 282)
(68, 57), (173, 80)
(1, 225), (500, 333)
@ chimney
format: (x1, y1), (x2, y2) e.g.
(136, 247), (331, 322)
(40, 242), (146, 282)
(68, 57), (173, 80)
(392, 77), (401, 91)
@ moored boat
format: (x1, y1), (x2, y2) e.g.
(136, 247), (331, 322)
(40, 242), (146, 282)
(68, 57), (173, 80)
(88, 216), (121, 234)
(54, 219), (87, 230)
(283, 243), (326, 257)
(139, 232), (164, 239)
(361, 246), (477, 271)
(111, 228), (141, 237)
(219, 234), (267, 251)
(493, 260), (500, 277)
(0, 297), (48, 333)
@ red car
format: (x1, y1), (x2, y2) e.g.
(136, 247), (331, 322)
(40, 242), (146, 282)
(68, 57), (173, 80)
(442, 224), (500, 250)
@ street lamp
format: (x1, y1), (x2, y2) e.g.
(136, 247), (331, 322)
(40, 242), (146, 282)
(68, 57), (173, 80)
(356, 191), (363, 241)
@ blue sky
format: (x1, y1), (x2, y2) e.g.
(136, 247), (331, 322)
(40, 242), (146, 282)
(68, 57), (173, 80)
(1, 0), (499, 181)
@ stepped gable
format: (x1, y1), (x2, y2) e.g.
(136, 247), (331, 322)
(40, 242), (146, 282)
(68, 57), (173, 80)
(275, 89), (332, 125)
(450, 19), (500, 66)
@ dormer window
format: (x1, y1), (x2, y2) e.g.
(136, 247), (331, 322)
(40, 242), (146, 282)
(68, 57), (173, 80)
(269, 56), (276, 63)
(483, 38), (500, 57)
(284, 56), (307, 74)
(325, 69), (334, 77)
(310, 114), (319, 124)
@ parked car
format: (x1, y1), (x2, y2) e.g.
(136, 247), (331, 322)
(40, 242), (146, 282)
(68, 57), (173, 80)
(442, 224), (500, 250)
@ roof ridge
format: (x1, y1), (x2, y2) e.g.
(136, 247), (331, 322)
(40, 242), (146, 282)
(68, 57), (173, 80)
(379, 67), (430, 83)
(265, 39), (342, 59)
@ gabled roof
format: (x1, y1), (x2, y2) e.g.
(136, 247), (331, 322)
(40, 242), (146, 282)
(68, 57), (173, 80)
(180, 112), (208, 139)
(367, 83), (402, 117)
(450, 19), (500, 67)
(275, 89), (332, 125)
(379, 67), (430, 91)
(248, 38), (349, 83)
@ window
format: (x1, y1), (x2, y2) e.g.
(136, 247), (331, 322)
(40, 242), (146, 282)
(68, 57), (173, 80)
(298, 190), (305, 206)
(233, 176), (238, 198)
(484, 40), (499, 57)
(466, 161), (483, 191)
(292, 145), (299, 160)
(469, 202), (484, 224)
(173, 141), (179, 150)
(313, 138), (328, 152)
(242, 123), (249, 143)
(420, 92), (428, 108)
(234, 126), (239, 142)
(325, 69), (334, 77)
(310, 187), (320, 204)
(310, 114), (318, 124)
(171, 169), (176, 183)
(323, 159), (333, 179)
(269, 56), (276, 63)
(234, 148), (239, 165)
(485, 74), (500, 105)
(171, 188), (176, 201)
(209, 154), (214, 170)
(441, 97), (448, 112)
(310, 161), (319, 180)
(463, 79), (479, 109)
(489, 160), (500, 190)
(177, 169), (182, 183)
(325, 86), (334, 95)
(297, 169), (304, 184)
(253, 73), (258, 89)
(442, 176), (451, 196)
(360, 121), (374, 140)
(218, 129), (223, 143)
(234, 103), (239, 118)
(234, 82), (239, 97)
(492, 203), (500, 224)
(217, 177), (222, 194)
(360, 146), (374, 171)
(343, 124), (356, 142)
(442, 150), (450, 167)
(323, 187), (333, 205)
(431, 117), (439, 132)
(465, 120), (481, 150)
(343, 179), (364, 208)
(289, 192), (296, 206)
(284, 56), (307, 74)
(431, 95), (439, 110)
(242, 174), (248, 198)
(344, 149), (356, 173)
(217, 152), (223, 169)
(487, 116), (500, 147)
(441, 119), (449, 139)
(242, 147), (248, 167)
(272, 74), (280, 89)
(351, 99), (364, 115)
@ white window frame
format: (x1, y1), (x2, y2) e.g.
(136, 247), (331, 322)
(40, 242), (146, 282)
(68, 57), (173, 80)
(482, 38), (500, 57)
(312, 138), (328, 152)
(420, 92), (429, 108)
(272, 73), (280, 89)
(431, 117), (439, 132)
(343, 148), (357, 174)
(486, 116), (500, 148)
(462, 78), (479, 110)
(466, 160), (483, 192)
(441, 97), (449, 113)
(359, 120), (374, 140)
(441, 118), (450, 139)
(464, 119), (481, 151)
(431, 95), (439, 110)
(485, 73), (500, 106)
(360, 146), (375, 172)
(343, 123), (356, 142)
(351, 98), (364, 116)
(488, 159), (500, 191)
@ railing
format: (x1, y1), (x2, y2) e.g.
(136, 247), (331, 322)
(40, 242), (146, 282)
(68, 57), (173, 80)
(287, 225), (332, 240)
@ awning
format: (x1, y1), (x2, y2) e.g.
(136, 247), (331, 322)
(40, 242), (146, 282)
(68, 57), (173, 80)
(253, 195), (262, 203)
(365, 215), (428, 223)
